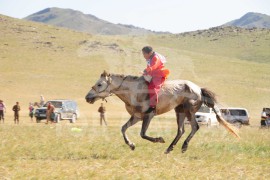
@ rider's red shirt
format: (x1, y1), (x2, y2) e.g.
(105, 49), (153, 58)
(145, 53), (170, 78)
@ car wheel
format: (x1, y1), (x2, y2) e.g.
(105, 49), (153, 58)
(233, 121), (242, 128)
(70, 114), (77, 123)
(55, 114), (61, 123)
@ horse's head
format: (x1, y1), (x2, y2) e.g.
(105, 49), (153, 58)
(85, 70), (113, 104)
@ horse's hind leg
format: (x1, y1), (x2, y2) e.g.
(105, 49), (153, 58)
(140, 113), (165, 143)
(182, 111), (200, 153)
(165, 105), (186, 154)
(121, 116), (140, 150)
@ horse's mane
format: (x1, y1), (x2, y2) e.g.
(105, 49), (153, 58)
(114, 74), (144, 81)
(101, 71), (143, 81)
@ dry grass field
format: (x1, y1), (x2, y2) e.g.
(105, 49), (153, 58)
(0, 15), (270, 179)
(0, 116), (270, 179)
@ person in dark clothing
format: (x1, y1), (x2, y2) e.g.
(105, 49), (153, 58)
(12, 102), (20, 124)
(98, 103), (107, 126)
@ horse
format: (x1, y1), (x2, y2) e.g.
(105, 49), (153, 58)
(85, 71), (239, 154)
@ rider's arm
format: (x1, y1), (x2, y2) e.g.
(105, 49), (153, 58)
(146, 56), (162, 73)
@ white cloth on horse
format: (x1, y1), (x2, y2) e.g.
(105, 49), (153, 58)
(143, 75), (152, 83)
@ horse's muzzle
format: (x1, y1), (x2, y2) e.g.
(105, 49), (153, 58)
(85, 94), (96, 104)
(86, 97), (95, 104)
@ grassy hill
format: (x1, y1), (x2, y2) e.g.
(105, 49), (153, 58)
(224, 12), (270, 29)
(1, 14), (270, 123)
(156, 26), (270, 63)
(0, 14), (270, 179)
(23, 7), (166, 35)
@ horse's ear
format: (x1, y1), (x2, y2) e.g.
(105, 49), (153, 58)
(108, 76), (112, 84)
(101, 70), (109, 77)
(105, 75), (112, 84)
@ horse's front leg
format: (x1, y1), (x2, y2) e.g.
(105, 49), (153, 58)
(121, 115), (140, 150)
(140, 113), (165, 143)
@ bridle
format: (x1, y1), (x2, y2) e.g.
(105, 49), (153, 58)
(91, 76), (128, 102)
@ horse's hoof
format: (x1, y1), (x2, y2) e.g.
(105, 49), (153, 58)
(159, 137), (165, 143)
(130, 143), (135, 151)
(164, 149), (171, 154)
(182, 141), (188, 153)
(181, 147), (187, 153)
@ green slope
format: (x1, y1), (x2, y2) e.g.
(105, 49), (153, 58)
(1, 14), (270, 123)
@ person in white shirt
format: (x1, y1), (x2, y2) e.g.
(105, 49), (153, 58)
(0, 100), (6, 123)
(40, 95), (45, 107)
(261, 108), (268, 126)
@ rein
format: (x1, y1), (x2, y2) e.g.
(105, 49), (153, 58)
(111, 76), (128, 93)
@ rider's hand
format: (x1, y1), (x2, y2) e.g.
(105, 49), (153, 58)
(139, 71), (145, 75)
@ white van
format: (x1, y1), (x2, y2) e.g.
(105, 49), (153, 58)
(195, 105), (219, 126)
(220, 108), (250, 125)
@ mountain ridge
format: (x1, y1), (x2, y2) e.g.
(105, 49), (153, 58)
(224, 12), (270, 29)
(24, 7), (169, 35)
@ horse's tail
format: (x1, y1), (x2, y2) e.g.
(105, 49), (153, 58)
(201, 88), (240, 138)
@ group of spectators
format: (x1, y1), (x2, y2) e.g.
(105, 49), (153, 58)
(0, 95), (45, 124)
(0, 100), (21, 124)
(0, 96), (108, 126)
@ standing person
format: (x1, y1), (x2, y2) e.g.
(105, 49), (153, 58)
(261, 108), (268, 127)
(46, 102), (55, 124)
(142, 46), (170, 114)
(0, 100), (6, 123)
(29, 103), (35, 122)
(40, 95), (45, 107)
(12, 102), (20, 124)
(98, 103), (107, 126)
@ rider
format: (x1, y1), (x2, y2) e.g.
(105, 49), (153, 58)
(142, 46), (170, 113)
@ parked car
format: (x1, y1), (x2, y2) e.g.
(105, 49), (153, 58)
(220, 108), (250, 125)
(195, 105), (219, 126)
(35, 100), (79, 123)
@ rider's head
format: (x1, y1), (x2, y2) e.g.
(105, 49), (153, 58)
(142, 46), (154, 60)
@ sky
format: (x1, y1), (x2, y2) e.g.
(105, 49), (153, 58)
(0, 0), (269, 33)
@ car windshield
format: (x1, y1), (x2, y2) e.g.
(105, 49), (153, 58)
(229, 110), (247, 116)
(44, 101), (63, 108)
(198, 106), (210, 113)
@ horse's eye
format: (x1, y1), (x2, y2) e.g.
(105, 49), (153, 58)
(97, 84), (102, 87)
